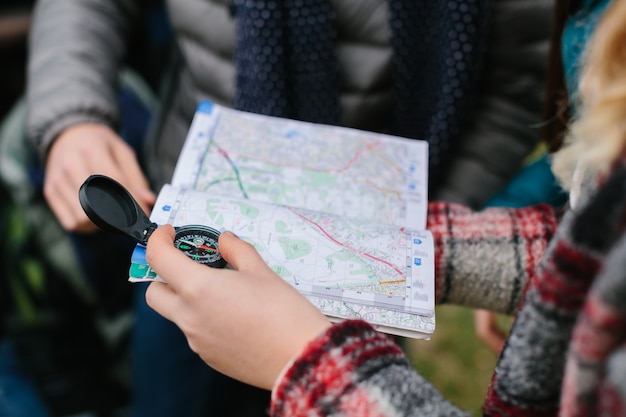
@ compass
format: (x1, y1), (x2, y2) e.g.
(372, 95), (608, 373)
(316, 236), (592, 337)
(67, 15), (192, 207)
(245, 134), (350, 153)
(173, 225), (226, 267)
(78, 174), (226, 268)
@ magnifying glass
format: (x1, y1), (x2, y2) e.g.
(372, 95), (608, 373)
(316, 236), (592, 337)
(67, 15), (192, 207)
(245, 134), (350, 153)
(78, 174), (226, 268)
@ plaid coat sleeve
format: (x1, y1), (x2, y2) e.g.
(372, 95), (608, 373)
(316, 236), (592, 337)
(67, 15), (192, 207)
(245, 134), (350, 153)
(271, 319), (470, 417)
(427, 201), (559, 314)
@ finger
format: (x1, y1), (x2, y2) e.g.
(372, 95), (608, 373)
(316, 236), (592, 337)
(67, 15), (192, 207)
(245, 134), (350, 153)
(136, 187), (157, 214)
(49, 139), (116, 230)
(44, 171), (98, 232)
(145, 281), (178, 322)
(217, 231), (271, 273)
(43, 177), (75, 227)
(110, 141), (157, 208)
(61, 168), (100, 229)
(146, 225), (215, 288)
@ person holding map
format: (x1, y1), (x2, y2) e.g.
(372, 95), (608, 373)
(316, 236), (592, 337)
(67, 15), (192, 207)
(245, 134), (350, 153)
(144, 1), (626, 415)
(11, 0), (559, 415)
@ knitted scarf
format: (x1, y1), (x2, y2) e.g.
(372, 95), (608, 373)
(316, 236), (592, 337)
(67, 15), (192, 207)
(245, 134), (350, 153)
(484, 157), (626, 416)
(232, 0), (491, 182)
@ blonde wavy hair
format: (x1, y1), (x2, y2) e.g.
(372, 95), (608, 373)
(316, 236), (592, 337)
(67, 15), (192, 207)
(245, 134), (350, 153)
(551, 0), (626, 190)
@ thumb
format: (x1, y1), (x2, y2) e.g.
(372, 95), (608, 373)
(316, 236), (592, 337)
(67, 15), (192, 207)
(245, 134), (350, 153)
(146, 224), (205, 286)
(146, 223), (176, 247)
(218, 231), (270, 273)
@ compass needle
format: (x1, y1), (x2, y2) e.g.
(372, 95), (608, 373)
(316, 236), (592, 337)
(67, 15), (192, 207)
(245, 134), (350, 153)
(179, 240), (199, 247)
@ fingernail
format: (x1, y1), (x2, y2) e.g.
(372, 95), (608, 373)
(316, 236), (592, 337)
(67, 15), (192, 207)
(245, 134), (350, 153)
(222, 231), (240, 239)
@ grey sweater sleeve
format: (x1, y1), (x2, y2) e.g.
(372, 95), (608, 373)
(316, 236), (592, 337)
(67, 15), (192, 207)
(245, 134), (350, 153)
(26, 0), (140, 158)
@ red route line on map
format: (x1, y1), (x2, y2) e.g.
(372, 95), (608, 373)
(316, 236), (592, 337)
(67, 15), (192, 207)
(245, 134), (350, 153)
(287, 207), (405, 281)
(334, 142), (381, 173)
(216, 142), (383, 174)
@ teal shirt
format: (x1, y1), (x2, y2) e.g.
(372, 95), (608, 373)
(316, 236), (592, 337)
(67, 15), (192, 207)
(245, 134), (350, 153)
(485, 154), (567, 209)
(561, 0), (612, 111)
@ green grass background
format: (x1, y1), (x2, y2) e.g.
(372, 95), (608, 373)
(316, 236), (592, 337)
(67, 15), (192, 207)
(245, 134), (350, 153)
(402, 305), (511, 417)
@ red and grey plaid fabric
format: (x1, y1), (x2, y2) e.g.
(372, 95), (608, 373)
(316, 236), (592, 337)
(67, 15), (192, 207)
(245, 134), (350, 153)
(271, 162), (626, 416)
(427, 201), (559, 314)
(485, 163), (626, 417)
(271, 319), (467, 416)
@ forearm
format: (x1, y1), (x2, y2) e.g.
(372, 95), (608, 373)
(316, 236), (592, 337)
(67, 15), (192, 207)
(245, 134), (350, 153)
(26, 0), (139, 158)
(271, 320), (469, 417)
(428, 202), (559, 314)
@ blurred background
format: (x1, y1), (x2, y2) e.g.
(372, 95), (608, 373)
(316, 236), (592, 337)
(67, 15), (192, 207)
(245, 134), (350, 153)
(0, 2), (509, 416)
(0, 1), (32, 120)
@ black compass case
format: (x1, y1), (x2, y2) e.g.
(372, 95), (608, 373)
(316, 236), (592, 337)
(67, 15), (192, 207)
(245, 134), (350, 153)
(79, 174), (157, 245)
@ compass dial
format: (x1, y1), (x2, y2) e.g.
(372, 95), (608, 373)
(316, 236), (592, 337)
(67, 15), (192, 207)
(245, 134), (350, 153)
(173, 225), (226, 268)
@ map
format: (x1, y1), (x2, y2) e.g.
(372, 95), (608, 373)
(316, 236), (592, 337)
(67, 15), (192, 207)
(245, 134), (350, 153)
(171, 101), (428, 229)
(130, 101), (435, 338)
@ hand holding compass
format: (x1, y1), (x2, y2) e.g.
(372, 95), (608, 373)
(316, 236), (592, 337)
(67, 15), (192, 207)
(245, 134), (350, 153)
(79, 175), (226, 268)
